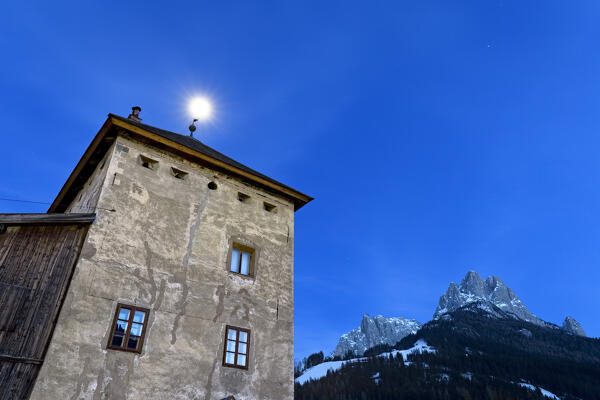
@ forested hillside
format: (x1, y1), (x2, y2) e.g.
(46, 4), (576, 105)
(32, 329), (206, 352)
(295, 302), (600, 400)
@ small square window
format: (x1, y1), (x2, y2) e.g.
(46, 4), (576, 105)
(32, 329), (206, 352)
(171, 167), (188, 180)
(238, 192), (250, 203)
(263, 202), (276, 212)
(229, 243), (255, 277)
(222, 325), (250, 369)
(107, 304), (149, 353)
(139, 155), (158, 170)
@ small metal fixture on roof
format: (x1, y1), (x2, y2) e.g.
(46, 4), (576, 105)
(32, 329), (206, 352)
(188, 119), (198, 137)
(128, 106), (142, 122)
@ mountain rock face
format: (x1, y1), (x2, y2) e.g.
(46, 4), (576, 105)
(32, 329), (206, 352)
(298, 302), (600, 400)
(333, 314), (422, 357)
(433, 271), (546, 326)
(562, 316), (586, 336)
(330, 271), (587, 360)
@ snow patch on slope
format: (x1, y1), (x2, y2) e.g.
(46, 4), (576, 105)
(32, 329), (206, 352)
(518, 382), (560, 399)
(296, 340), (435, 385)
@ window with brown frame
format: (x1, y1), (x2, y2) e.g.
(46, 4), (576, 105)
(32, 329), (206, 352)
(229, 243), (255, 277)
(107, 304), (149, 353)
(222, 325), (250, 369)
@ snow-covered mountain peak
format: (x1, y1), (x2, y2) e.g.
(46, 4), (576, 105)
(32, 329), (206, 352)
(333, 314), (422, 357)
(434, 271), (545, 326)
(330, 272), (586, 362)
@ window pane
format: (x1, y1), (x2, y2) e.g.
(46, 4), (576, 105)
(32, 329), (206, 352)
(225, 352), (235, 364)
(230, 249), (241, 273)
(227, 340), (237, 352)
(118, 308), (130, 321)
(237, 354), (247, 366)
(238, 342), (247, 355)
(239, 331), (248, 343)
(127, 336), (140, 350)
(133, 311), (146, 323)
(115, 320), (128, 334)
(130, 323), (143, 337)
(240, 251), (250, 275)
(111, 333), (124, 347)
(227, 328), (237, 340)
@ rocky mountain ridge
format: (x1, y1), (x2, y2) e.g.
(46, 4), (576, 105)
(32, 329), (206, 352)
(297, 301), (600, 399)
(434, 271), (586, 337)
(332, 271), (586, 357)
(563, 316), (586, 336)
(333, 314), (422, 357)
(434, 271), (545, 325)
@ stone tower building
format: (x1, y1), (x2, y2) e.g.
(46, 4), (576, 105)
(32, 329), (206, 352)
(0, 109), (312, 399)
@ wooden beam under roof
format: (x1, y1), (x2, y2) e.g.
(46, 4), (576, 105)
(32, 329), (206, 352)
(0, 213), (96, 225)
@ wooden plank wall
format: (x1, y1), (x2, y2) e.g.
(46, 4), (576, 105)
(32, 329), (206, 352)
(0, 223), (89, 400)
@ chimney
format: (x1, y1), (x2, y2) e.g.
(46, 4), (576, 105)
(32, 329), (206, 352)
(128, 106), (142, 122)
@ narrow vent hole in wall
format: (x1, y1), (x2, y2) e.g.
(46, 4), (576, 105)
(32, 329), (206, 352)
(139, 155), (158, 170)
(263, 202), (276, 212)
(238, 192), (250, 203)
(171, 167), (188, 180)
(208, 181), (218, 190)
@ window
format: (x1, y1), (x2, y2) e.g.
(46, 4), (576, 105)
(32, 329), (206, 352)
(171, 167), (188, 180)
(263, 202), (276, 212)
(223, 325), (250, 369)
(107, 304), (149, 353)
(237, 192), (250, 203)
(139, 155), (157, 170)
(229, 243), (254, 276)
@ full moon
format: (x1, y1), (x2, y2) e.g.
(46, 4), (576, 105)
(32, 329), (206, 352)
(188, 97), (213, 121)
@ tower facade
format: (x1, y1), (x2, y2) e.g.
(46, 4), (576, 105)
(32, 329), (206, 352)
(21, 112), (312, 399)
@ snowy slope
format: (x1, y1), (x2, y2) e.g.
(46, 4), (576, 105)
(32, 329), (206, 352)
(296, 340), (435, 385)
(518, 382), (560, 399)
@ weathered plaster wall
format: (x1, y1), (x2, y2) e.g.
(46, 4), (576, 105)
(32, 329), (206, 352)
(31, 135), (295, 400)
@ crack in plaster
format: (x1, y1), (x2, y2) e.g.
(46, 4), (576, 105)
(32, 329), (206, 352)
(213, 285), (225, 322)
(155, 278), (166, 310)
(171, 194), (209, 345)
(142, 242), (158, 304)
(70, 356), (93, 400)
(204, 356), (219, 400)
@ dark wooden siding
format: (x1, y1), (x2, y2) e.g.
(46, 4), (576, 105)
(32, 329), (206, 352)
(0, 223), (90, 400)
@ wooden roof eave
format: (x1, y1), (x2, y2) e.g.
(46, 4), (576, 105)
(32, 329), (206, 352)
(48, 117), (115, 213)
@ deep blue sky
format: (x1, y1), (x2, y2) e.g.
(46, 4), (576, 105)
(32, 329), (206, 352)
(2, 1), (599, 359)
